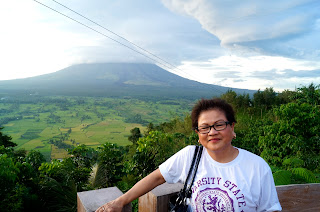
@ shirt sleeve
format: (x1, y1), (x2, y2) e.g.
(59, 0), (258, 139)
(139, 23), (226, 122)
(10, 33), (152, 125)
(257, 166), (282, 211)
(159, 145), (195, 184)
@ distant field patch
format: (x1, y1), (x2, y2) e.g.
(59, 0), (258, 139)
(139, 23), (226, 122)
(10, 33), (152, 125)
(72, 126), (82, 132)
(97, 121), (109, 126)
(40, 127), (60, 137)
(82, 141), (101, 146)
(69, 131), (92, 145)
(20, 130), (42, 140)
(60, 127), (71, 132)
(20, 139), (45, 150)
(86, 131), (95, 137)
(51, 145), (69, 159)
(3, 123), (14, 127)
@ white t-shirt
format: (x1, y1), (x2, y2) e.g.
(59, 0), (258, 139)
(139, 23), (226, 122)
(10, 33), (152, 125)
(159, 145), (282, 212)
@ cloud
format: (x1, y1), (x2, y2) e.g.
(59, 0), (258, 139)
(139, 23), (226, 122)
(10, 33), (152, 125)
(249, 68), (320, 80)
(160, 0), (320, 91)
(282, 69), (320, 78)
(35, 0), (224, 66)
(176, 55), (320, 91)
(162, 0), (320, 59)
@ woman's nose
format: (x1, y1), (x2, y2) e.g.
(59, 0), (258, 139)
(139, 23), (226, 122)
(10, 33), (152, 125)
(208, 126), (218, 135)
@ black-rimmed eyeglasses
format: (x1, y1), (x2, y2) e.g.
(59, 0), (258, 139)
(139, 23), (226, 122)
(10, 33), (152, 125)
(196, 121), (231, 134)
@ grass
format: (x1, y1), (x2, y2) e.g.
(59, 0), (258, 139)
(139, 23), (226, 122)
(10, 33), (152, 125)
(0, 96), (192, 160)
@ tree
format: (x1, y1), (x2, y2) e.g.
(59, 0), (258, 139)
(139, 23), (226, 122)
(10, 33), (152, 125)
(0, 154), (21, 211)
(128, 127), (142, 144)
(145, 122), (155, 134)
(253, 87), (278, 109)
(221, 90), (237, 107)
(132, 131), (191, 179)
(0, 127), (16, 147)
(272, 157), (319, 185)
(67, 144), (97, 169)
(0, 151), (44, 212)
(233, 118), (270, 156)
(259, 102), (320, 170)
(125, 114), (147, 124)
(25, 150), (47, 171)
(277, 89), (295, 104)
(262, 87), (277, 108)
(235, 93), (251, 109)
(38, 160), (77, 212)
(253, 89), (265, 107)
(295, 83), (320, 105)
(92, 143), (126, 188)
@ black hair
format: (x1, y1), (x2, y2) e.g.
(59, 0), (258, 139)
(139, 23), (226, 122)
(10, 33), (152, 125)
(191, 98), (237, 130)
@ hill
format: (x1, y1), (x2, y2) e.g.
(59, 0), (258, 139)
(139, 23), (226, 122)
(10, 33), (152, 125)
(0, 63), (254, 100)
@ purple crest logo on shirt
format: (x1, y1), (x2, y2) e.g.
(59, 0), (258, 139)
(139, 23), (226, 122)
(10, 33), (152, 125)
(194, 187), (234, 212)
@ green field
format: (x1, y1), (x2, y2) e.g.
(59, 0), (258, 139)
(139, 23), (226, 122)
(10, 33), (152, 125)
(0, 96), (192, 160)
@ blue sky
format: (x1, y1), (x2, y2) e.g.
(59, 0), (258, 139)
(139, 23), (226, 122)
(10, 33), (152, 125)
(1, 0), (320, 91)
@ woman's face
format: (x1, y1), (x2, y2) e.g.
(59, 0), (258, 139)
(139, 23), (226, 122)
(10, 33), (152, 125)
(197, 109), (235, 154)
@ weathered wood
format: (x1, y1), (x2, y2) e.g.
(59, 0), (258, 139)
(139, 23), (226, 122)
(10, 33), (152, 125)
(77, 187), (132, 212)
(138, 191), (157, 212)
(138, 182), (183, 212)
(138, 183), (320, 212)
(276, 183), (320, 212)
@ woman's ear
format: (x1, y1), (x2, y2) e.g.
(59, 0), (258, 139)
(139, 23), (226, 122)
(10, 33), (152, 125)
(195, 129), (200, 135)
(232, 132), (236, 139)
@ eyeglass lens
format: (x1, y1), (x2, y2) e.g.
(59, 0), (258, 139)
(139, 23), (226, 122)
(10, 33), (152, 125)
(198, 122), (228, 133)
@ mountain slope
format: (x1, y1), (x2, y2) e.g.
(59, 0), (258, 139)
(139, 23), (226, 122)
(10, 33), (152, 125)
(0, 63), (253, 99)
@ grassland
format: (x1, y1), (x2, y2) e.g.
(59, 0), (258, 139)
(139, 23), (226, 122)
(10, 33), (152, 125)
(0, 95), (193, 160)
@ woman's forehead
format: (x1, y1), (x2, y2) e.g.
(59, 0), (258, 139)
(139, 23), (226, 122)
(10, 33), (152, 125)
(198, 109), (226, 123)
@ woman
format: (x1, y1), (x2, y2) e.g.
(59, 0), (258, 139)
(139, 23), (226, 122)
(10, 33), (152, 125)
(96, 98), (282, 212)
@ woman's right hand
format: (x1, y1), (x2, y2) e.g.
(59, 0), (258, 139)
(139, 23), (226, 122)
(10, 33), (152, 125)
(95, 169), (165, 212)
(95, 199), (124, 212)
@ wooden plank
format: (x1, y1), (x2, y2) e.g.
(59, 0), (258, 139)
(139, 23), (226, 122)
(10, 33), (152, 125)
(276, 183), (320, 212)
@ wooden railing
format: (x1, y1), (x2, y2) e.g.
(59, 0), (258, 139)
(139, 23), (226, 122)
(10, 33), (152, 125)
(275, 183), (320, 212)
(77, 187), (132, 212)
(77, 183), (320, 212)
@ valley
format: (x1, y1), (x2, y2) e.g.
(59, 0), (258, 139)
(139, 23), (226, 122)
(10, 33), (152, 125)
(0, 95), (193, 160)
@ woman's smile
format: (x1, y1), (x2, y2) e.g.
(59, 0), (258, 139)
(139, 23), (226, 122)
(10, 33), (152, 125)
(208, 137), (220, 142)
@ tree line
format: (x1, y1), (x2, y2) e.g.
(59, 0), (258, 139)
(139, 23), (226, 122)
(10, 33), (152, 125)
(1, 83), (319, 211)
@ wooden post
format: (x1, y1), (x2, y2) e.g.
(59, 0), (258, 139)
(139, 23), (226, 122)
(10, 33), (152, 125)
(138, 183), (183, 212)
(77, 187), (132, 212)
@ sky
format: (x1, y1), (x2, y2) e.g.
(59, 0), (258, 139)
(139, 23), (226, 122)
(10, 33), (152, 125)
(1, 0), (320, 91)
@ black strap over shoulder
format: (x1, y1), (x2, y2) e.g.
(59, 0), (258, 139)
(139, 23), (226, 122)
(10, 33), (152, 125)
(169, 145), (203, 212)
(181, 145), (199, 194)
(186, 145), (203, 198)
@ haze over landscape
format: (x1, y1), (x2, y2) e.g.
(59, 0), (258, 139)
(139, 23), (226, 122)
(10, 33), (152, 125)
(1, 0), (320, 91)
